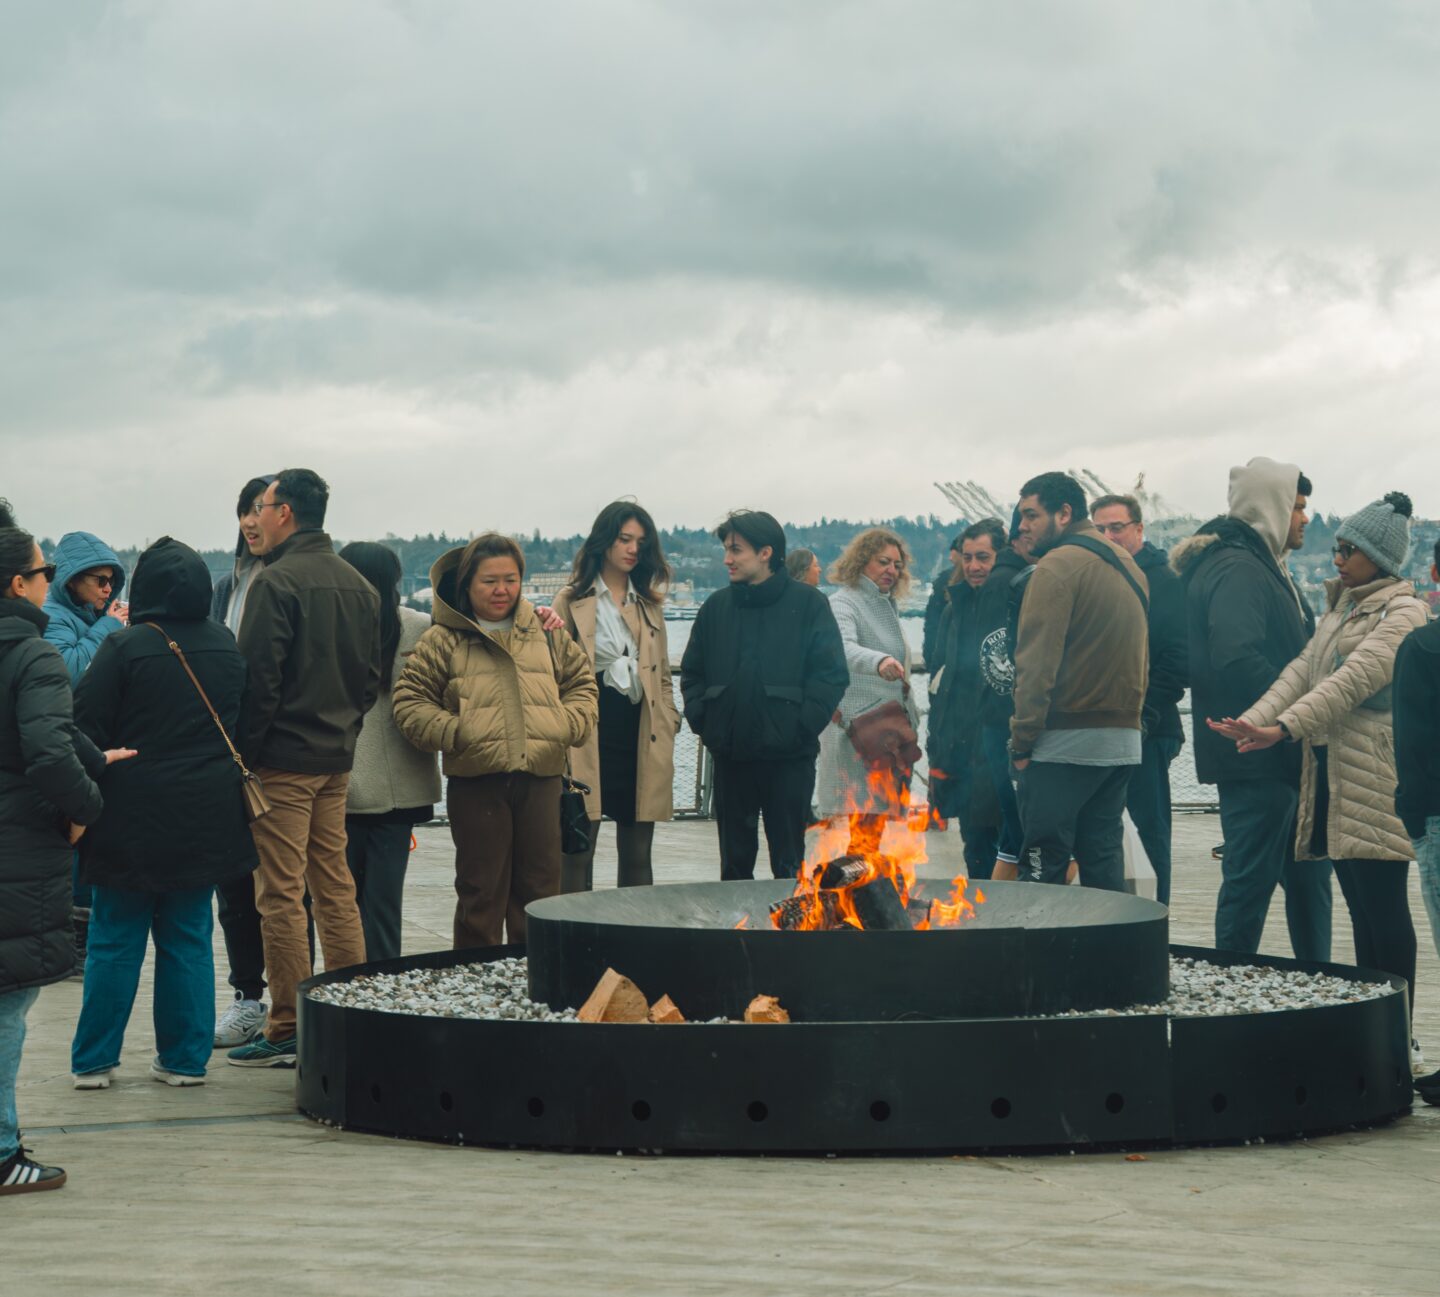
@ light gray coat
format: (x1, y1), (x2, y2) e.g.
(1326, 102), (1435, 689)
(816, 577), (917, 817)
(349, 606), (443, 816)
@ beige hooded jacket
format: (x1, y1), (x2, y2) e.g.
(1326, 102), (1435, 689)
(393, 548), (598, 779)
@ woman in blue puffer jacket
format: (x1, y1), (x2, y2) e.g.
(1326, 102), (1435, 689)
(42, 532), (128, 685)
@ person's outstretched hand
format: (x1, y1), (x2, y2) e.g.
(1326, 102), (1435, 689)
(1206, 717), (1283, 753)
(104, 747), (139, 765)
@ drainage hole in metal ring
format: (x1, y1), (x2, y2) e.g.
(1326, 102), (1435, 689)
(527, 1096), (545, 1118)
(439, 1091), (454, 1112)
(370, 1083), (382, 1104)
(747, 1101), (768, 1122)
(631, 1100), (652, 1121)
(1105, 1092), (1125, 1115)
(1210, 1092), (1228, 1114)
(869, 1100), (891, 1122)
(990, 1097), (1011, 1119)
(1294, 1084), (1308, 1107)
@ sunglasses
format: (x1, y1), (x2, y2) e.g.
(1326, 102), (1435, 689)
(1332, 543), (1358, 561)
(84, 573), (115, 588)
(21, 563), (57, 582)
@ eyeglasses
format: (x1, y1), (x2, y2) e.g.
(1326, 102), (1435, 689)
(248, 501), (286, 516)
(1095, 522), (1138, 536)
(20, 563), (56, 582)
(1333, 543), (1358, 561)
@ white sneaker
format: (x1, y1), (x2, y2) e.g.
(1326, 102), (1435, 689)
(1412, 1039), (1426, 1076)
(214, 999), (268, 1049)
(150, 1062), (205, 1087)
(73, 1069), (114, 1090)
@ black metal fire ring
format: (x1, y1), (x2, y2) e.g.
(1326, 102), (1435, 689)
(526, 879), (1171, 1022)
(296, 943), (1412, 1155)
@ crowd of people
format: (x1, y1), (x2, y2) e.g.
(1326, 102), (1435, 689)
(4, 456), (1440, 1195)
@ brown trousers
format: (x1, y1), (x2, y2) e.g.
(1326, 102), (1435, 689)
(446, 772), (561, 948)
(250, 769), (367, 1040)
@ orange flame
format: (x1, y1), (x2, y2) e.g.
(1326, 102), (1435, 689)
(765, 762), (984, 932)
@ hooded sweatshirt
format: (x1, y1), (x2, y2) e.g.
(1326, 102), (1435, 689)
(42, 531), (128, 683)
(1171, 457), (1313, 785)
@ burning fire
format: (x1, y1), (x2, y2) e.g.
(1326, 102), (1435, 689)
(766, 763), (985, 932)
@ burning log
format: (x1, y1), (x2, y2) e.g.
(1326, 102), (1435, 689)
(769, 896), (813, 931)
(818, 856), (868, 889)
(744, 994), (790, 1024)
(577, 968), (650, 1023)
(850, 875), (913, 931)
(648, 995), (686, 1025)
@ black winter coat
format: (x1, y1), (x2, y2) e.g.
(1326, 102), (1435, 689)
(922, 572), (955, 672)
(0, 597), (106, 993)
(975, 548), (1033, 728)
(1133, 542), (1188, 743)
(1173, 516), (1315, 785)
(1393, 619), (1440, 840)
(681, 570), (849, 761)
(75, 538), (258, 893)
(929, 581), (986, 759)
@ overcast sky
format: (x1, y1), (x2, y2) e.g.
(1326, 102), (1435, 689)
(4, 1), (1439, 549)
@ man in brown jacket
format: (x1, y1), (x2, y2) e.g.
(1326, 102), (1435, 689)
(1009, 472), (1149, 890)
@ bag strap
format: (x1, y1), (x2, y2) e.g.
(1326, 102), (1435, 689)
(1054, 535), (1150, 614)
(141, 622), (255, 779)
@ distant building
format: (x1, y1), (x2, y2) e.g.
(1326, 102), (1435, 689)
(524, 571), (571, 603)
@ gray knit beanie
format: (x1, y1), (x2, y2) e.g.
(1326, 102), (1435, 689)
(1335, 491), (1414, 576)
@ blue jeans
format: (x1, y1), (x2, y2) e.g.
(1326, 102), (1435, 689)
(71, 884), (216, 1079)
(1216, 779), (1333, 962)
(980, 724), (1023, 865)
(1126, 735), (1182, 906)
(1414, 816), (1440, 961)
(1, 986), (41, 1162)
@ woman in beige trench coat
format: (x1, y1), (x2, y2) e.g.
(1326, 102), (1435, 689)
(552, 502), (682, 890)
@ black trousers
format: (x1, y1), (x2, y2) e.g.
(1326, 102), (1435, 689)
(1016, 761), (1130, 891)
(1333, 859), (1416, 1017)
(1125, 735), (1181, 906)
(712, 754), (816, 881)
(215, 869), (313, 1003)
(345, 816), (413, 964)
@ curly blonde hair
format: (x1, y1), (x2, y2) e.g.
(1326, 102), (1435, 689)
(828, 528), (912, 600)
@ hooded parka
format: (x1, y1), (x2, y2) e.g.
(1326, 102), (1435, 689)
(42, 531), (127, 683)
(73, 538), (259, 893)
(393, 549), (598, 777)
(1240, 575), (1429, 863)
(550, 583), (680, 822)
(0, 597), (106, 993)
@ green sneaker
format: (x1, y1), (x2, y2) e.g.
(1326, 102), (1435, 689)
(227, 1035), (297, 1068)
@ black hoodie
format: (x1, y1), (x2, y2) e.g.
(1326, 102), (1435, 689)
(74, 537), (258, 892)
(1393, 619), (1440, 839)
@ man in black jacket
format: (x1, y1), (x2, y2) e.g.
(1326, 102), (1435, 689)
(229, 469), (382, 1068)
(1394, 538), (1440, 1100)
(1172, 458), (1331, 960)
(682, 510), (848, 880)
(1093, 494), (1188, 904)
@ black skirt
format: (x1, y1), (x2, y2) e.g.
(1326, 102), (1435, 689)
(597, 672), (642, 825)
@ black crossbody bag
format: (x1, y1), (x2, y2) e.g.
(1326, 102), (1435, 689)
(544, 629), (593, 855)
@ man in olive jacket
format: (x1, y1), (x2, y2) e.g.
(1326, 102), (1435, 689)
(682, 511), (848, 880)
(229, 469), (381, 1068)
(1010, 473), (1149, 891)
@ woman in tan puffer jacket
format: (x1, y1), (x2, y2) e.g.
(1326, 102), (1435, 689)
(1212, 493), (1429, 1018)
(394, 534), (597, 949)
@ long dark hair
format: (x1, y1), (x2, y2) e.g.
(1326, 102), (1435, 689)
(569, 501), (671, 603)
(0, 498), (37, 597)
(340, 542), (403, 688)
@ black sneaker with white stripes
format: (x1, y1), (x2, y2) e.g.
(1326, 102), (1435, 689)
(0, 1146), (66, 1195)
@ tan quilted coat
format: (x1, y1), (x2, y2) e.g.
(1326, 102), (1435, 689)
(550, 583), (681, 822)
(1241, 576), (1429, 862)
(393, 548), (598, 779)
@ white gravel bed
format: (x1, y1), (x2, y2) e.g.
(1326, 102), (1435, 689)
(308, 954), (1397, 1022)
